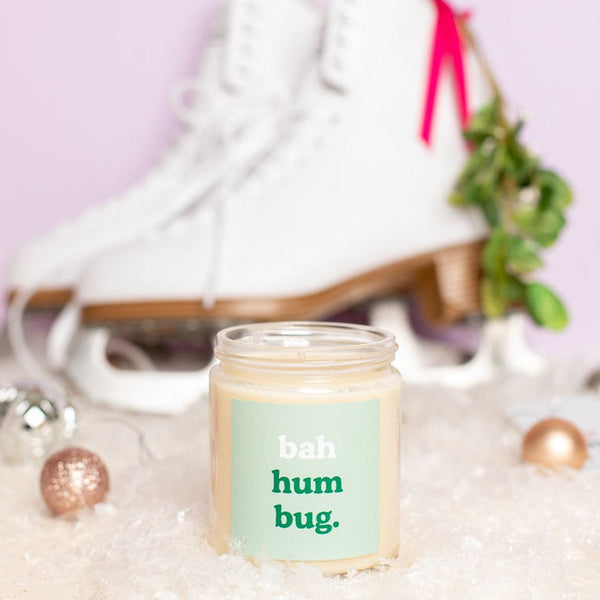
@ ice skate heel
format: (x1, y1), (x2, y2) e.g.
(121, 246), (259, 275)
(415, 240), (483, 325)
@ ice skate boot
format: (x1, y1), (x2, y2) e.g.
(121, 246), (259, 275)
(6, 0), (323, 310)
(65, 0), (502, 412)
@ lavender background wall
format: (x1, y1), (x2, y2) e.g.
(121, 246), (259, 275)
(0, 1), (598, 358)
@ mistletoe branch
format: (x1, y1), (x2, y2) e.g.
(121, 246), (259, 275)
(452, 23), (572, 330)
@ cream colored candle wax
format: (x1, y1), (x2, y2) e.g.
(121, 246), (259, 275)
(209, 322), (401, 575)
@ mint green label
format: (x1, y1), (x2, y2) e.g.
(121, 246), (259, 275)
(231, 398), (380, 561)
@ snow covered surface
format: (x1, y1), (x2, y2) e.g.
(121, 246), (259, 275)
(1, 349), (600, 600)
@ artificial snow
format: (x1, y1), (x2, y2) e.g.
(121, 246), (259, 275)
(1, 354), (600, 599)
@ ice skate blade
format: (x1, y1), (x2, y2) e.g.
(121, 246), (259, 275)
(402, 357), (497, 388)
(369, 297), (463, 371)
(399, 314), (548, 388)
(81, 240), (485, 327)
(7, 287), (73, 310)
(66, 328), (214, 415)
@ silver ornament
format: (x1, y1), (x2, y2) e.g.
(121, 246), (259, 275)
(0, 385), (20, 420)
(0, 383), (77, 464)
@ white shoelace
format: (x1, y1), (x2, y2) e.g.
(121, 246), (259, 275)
(199, 86), (290, 308)
(8, 278), (68, 395)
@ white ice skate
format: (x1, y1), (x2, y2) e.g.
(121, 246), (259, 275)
(64, 0), (545, 412)
(6, 0), (323, 307)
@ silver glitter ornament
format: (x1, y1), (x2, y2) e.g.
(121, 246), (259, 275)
(0, 383), (77, 464)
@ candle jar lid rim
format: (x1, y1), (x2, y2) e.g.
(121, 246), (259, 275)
(215, 321), (397, 370)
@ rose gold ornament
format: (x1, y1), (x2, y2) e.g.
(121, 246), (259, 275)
(522, 418), (587, 470)
(40, 447), (109, 515)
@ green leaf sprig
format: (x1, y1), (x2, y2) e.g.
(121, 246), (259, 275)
(451, 97), (571, 330)
(450, 26), (572, 331)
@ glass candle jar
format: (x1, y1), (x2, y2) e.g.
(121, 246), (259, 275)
(209, 321), (401, 575)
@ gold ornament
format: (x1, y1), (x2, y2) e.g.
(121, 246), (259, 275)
(40, 447), (109, 515)
(522, 418), (587, 470)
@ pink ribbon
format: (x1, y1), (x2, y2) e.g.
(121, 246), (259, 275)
(420, 0), (470, 146)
